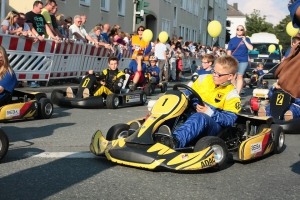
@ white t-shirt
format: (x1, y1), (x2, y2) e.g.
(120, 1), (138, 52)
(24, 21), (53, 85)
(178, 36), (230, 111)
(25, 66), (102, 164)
(69, 24), (87, 40)
(154, 43), (167, 60)
(1, 20), (19, 33)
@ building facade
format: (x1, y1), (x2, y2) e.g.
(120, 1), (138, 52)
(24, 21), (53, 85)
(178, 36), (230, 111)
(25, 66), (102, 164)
(227, 3), (246, 39)
(1, 0), (227, 47)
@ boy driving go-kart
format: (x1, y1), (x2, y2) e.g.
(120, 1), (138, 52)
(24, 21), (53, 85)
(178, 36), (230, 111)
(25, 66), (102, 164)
(159, 55), (241, 148)
(66, 56), (125, 98)
(248, 63), (268, 89)
(127, 53), (147, 91)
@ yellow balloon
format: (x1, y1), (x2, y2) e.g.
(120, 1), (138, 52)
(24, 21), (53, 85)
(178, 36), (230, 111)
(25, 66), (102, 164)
(286, 22), (299, 37)
(276, 39), (279, 43)
(279, 45), (283, 50)
(158, 31), (169, 43)
(268, 44), (276, 53)
(142, 29), (153, 43)
(207, 20), (222, 38)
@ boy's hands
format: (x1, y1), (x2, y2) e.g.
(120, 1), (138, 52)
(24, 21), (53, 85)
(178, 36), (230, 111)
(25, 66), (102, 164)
(195, 104), (208, 113)
(136, 54), (143, 62)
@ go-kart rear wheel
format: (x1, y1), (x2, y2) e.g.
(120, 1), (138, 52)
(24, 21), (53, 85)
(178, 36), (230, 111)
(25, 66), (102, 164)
(106, 94), (120, 109)
(50, 89), (64, 105)
(194, 136), (228, 171)
(140, 91), (147, 105)
(271, 124), (285, 154)
(257, 124), (270, 135)
(151, 84), (155, 94)
(144, 84), (152, 96)
(106, 123), (130, 140)
(0, 129), (9, 161)
(37, 98), (53, 119)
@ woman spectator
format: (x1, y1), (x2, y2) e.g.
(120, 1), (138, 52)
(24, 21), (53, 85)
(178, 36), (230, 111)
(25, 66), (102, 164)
(88, 26), (114, 51)
(1, 11), (22, 35)
(0, 46), (17, 106)
(56, 14), (68, 38)
(227, 25), (253, 94)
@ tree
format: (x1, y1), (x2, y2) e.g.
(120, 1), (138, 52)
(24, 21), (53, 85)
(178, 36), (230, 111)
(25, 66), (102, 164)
(245, 9), (275, 36)
(274, 15), (293, 51)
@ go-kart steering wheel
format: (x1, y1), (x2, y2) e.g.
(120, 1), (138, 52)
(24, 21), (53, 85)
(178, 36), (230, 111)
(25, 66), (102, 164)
(173, 83), (204, 106)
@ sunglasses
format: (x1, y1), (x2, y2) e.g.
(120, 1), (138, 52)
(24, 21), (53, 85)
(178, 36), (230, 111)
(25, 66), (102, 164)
(138, 29), (144, 31)
(236, 28), (244, 31)
(211, 70), (231, 77)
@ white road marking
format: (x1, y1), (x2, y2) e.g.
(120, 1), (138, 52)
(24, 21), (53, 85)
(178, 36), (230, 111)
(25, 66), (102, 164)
(24, 152), (98, 159)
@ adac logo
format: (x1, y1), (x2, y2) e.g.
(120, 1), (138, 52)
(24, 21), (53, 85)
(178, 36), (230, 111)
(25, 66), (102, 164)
(215, 92), (225, 103)
(235, 102), (241, 110)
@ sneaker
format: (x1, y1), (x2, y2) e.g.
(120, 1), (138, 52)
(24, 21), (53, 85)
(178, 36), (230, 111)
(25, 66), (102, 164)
(129, 121), (141, 130)
(83, 88), (90, 98)
(284, 110), (293, 121)
(258, 107), (266, 117)
(66, 87), (74, 98)
(240, 89), (245, 95)
(155, 125), (178, 148)
(29, 82), (40, 88)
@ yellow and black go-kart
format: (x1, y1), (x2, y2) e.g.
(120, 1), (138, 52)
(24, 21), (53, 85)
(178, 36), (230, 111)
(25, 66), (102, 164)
(90, 84), (284, 172)
(0, 90), (53, 121)
(0, 128), (8, 161)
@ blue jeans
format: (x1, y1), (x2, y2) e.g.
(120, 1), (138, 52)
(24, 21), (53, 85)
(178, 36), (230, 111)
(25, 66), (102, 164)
(237, 62), (248, 75)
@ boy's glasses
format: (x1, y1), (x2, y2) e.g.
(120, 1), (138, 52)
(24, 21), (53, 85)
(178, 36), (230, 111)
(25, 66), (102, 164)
(211, 70), (231, 77)
(202, 61), (209, 64)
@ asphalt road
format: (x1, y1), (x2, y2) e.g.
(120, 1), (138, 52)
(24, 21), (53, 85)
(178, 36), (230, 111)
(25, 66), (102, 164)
(0, 79), (300, 200)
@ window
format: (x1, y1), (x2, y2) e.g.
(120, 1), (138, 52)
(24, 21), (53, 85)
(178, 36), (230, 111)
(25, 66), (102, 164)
(199, 18), (202, 32)
(179, 25), (185, 40)
(118, 0), (125, 16)
(79, 0), (90, 7)
(162, 19), (171, 36)
(165, 0), (172, 3)
(194, 0), (199, 15)
(188, 0), (192, 13)
(173, 5), (177, 27)
(200, 0), (203, 8)
(180, 0), (186, 9)
(101, 0), (110, 11)
(202, 32), (206, 45)
(203, 6), (207, 20)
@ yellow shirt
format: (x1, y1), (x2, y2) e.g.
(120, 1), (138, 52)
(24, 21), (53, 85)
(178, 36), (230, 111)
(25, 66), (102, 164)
(41, 8), (52, 38)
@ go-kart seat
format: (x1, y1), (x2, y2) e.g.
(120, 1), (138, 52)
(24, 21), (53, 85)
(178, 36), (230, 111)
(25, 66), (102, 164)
(269, 90), (292, 120)
(0, 92), (12, 107)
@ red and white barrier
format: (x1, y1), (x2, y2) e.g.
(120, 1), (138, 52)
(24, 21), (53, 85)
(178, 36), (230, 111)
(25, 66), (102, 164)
(0, 34), (133, 82)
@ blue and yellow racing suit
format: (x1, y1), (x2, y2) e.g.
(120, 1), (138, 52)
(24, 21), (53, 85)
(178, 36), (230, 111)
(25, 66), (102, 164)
(173, 74), (241, 148)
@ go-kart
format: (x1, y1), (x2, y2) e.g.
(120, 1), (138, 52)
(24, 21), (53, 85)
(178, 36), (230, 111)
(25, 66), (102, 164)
(51, 87), (147, 109)
(0, 128), (9, 162)
(244, 72), (268, 89)
(90, 84), (284, 171)
(246, 88), (300, 134)
(0, 90), (53, 121)
(124, 68), (167, 96)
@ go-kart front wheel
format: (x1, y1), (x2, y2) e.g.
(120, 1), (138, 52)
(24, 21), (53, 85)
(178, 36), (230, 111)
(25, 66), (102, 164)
(144, 84), (152, 96)
(194, 136), (228, 171)
(0, 129), (9, 161)
(37, 98), (53, 119)
(106, 94), (120, 109)
(106, 123), (130, 140)
(271, 124), (285, 154)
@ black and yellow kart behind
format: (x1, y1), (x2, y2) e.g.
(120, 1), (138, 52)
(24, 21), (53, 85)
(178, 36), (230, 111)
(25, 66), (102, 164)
(0, 89), (53, 121)
(90, 84), (285, 171)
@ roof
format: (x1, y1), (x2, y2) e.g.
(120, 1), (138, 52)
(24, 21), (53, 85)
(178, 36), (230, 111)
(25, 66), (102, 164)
(227, 3), (245, 17)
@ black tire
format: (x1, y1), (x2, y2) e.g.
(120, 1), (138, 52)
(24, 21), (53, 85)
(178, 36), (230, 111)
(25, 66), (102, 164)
(140, 91), (147, 106)
(257, 124), (270, 135)
(271, 124), (285, 154)
(50, 89), (64, 105)
(161, 83), (167, 93)
(144, 84), (151, 96)
(249, 84), (253, 89)
(194, 136), (228, 171)
(106, 123), (130, 140)
(0, 129), (9, 161)
(151, 84), (155, 94)
(37, 98), (53, 119)
(106, 94), (120, 109)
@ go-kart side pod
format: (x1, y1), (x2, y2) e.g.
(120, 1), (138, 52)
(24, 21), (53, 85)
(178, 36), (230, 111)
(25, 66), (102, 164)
(90, 130), (218, 171)
(0, 129), (9, 161)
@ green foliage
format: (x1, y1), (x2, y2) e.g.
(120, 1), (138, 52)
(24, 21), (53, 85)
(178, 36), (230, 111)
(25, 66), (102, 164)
(274, 15), (293, 51)
(245, 9), (275, 36)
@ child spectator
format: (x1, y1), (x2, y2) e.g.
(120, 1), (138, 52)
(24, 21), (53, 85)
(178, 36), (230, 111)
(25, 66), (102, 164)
(250, 63), (265, 88)
(197, 54), (214, 75)
(148, 56), (160, 84)
(191, 60), (199, 73)
(176, 53), (183, 81)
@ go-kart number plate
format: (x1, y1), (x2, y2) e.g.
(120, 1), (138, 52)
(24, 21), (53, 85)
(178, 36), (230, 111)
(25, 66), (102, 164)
(126, 94), (140, 103)
(6, 109), (20, 117)
(152, 96), (179, 114)
(276, 94), (284, 105)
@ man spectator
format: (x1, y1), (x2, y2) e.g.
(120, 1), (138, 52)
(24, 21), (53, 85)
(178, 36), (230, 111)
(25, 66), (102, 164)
(17, 12), (33, 38)
(69, 15), (93, 43)
(101, 23), (110, 43)
(25, 0), (57, 41)
(155, 38), (168, 83)
(50, 3), (64, 39)
(41, 0), (57, 39)
(65, 16), (72, 28)
(175, 36), (183, 49)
